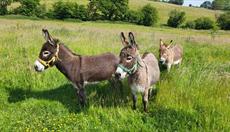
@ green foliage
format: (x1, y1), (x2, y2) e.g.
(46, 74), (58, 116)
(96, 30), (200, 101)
(0, 0), (12, 15)
(167, 10), (186, 28)
(88, 0), (129, 21)
(217, 11), (230, 30)
(52, 1), (75, 19)
(168, 0), (184, 5)
(184, 21), (195, 29)
(139, 4), (158, 26)
(125, 10), (143, 24)
(200, 1), (212, 9)
(13, 0), (45, 17)
(194, 17), (215, 30)
(212, 0), (230, 10)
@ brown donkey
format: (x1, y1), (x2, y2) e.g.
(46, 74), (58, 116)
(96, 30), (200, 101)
(159, 39), (183, 72)
(34, 29), (119, 106)
(115, 32), (160, 112)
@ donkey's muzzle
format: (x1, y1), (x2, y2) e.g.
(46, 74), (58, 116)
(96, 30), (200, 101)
(114, 72), (121, 79)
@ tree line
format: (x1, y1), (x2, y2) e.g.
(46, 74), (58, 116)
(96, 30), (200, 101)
(0, 0), (229, 30)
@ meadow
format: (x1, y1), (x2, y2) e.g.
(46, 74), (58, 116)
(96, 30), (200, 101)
(0, 17), (229, 131)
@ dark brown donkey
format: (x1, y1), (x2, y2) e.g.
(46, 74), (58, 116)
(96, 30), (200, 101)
(34, 29), (119, 106)
(115, 32), (160, 112)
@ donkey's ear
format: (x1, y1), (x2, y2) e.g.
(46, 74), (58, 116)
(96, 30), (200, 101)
(167, 40), (173, 48)
(128, 32), (136, 46)
(42, 29), (55, 45)
(120, 32), (129, 46)
(160, 39), (164, 46)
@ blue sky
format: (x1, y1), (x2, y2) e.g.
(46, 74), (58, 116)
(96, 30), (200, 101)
(183, 0), (213, 6)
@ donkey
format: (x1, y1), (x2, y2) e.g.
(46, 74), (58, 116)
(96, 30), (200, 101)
(115, 32), (160, 112)
(34, 29), (119, 106)
(159, 39), (183, 72)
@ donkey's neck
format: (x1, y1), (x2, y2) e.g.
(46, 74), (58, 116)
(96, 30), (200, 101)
(55, 44), (80, 82)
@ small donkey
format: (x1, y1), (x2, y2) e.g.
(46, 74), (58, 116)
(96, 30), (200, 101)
(159, 39), (183, 72)
(115, 32), (160, 112)
(34, 29), (119, 106)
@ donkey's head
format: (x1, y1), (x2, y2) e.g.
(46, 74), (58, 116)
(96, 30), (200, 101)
(159, 39), (172, 64)
(115, 32), (141, 79)
(34, 29), (60, 72)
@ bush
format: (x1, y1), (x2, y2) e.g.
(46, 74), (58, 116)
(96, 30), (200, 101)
(167, 10), (186, 28)
(217, 12), (230, 30)
(125, 10), (142, 24)
(194, 17), (214, 30)
(0, 0), (12, 15)
(169, 0), (184, 5)
(184, 21), (196, 29)
(139, 4), (158, 26)
(13, 0), (46, 17)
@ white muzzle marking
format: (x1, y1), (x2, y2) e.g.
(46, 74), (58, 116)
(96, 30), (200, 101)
(115, 67), (127, 79)
(160, 57), (166, 64)
(34, 60), (45, 72)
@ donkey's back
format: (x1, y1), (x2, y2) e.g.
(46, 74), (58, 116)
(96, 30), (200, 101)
(80, 52), (119, 82)
(171, 44), (183, 62)
(142, 53), (160, 85)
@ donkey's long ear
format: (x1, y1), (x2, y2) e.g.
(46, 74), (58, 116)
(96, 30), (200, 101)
(42, 29), (55, 45)
(128, 32), (136, 46)
(120, 32), (129, 46)
(167, 40), (173, 48)
(160, 39), (164, 46)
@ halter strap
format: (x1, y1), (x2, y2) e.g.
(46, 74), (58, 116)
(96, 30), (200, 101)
(38, 44), (60, 68)
(118, 60), (142, 75)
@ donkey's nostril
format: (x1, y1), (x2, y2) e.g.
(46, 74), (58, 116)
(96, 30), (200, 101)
(115, 73), (121, 78)
(34, 65), (38, 70)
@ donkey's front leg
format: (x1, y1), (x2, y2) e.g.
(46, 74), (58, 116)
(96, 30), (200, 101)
(76, 83), (87, 107)
(142, 90), (149, 112)
(132, 92), (137, 110)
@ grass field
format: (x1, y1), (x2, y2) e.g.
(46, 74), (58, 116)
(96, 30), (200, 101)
(0, 17), (230, 131)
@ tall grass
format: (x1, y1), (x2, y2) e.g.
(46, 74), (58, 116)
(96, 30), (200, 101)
(0, 18), (229, 131)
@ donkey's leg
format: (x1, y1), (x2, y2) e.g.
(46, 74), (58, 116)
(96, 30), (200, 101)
(76, 83), (87, 107)
(142, 90), (149, 112)
(132, 92), (137, 110)
(167, 64), (172, 72)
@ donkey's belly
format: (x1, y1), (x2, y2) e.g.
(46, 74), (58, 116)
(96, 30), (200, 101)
(130, 83), (145, 94)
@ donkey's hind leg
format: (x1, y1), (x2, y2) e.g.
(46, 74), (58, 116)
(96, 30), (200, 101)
(142, 90), (149, 112)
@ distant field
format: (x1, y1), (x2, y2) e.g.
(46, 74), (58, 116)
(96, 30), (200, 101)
(8, 0), (223, 25)
(0, 17), (229, 131)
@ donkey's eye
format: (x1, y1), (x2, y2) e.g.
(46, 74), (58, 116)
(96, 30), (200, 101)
(43, 51), (50, 57)
(126, 56), (133, 61)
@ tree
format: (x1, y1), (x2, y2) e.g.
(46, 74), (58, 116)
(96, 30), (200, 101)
(14, 0), (45, 17)
(167, 10), (185, 28)
(139, 4), (158, 26)
(0, 0), (12, 15)
(168, 0), (184, 5)
(89, 0), (128, 21)
(212, 0), (230, 10)
(200, 1), (212, 9)
(217, 11), (230, 30)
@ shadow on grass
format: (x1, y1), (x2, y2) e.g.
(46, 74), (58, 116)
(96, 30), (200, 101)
(7, 82), (130, 113)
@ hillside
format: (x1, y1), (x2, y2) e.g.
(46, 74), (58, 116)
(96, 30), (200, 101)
(8, 0), (223, 25)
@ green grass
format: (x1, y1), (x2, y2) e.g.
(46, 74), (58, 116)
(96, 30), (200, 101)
(0, 18), (230, 131)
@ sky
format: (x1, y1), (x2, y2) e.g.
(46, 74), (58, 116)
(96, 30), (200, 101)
(183, 0), (214, 6)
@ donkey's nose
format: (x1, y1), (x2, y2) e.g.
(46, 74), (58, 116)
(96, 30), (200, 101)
(115, 73), (121, 78)
(34, 65), (38, 71)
